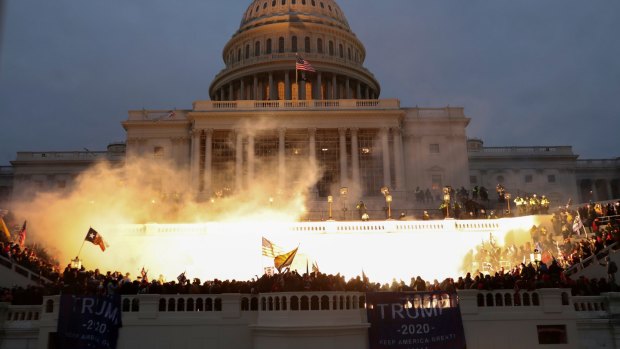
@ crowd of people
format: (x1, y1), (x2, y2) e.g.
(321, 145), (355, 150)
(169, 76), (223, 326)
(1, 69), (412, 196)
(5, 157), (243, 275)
(1, 200), (619, 306)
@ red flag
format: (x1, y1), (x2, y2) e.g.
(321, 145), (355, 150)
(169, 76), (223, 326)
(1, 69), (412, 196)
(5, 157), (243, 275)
(17, 221), (27, 248)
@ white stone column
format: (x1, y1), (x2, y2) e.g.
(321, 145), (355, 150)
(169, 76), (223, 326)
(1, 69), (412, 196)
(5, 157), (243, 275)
(381, 127), (391, 188)
(350, 128), (360, 187)
(308, 128), (317, 167)
(247, 134), (255, 187)
(204, 129), (213, 195)
(190, 129), (201, 192)
(278, 128), (286, 189)
(393, 127), (405, 191)
(339, 127), (348, 188)
(235, 130), (243, 192)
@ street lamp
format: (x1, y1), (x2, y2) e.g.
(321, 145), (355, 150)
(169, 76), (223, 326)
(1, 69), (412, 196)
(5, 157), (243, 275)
(443, 186), (451, 219)
(505, 193), (512, 215)
(381, 186), (390, 196)
(327, 195), (334, 220)
(339, 187), (348, 220)
(386, 194), (393, 220)
(530, 249), (542, 264)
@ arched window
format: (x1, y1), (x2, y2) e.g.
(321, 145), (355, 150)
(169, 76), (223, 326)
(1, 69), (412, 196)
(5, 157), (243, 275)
(348, 47), (351, 60)
(305, 37), (311, 53)
(245, 44), (250, 59)
(266, 39), (272, 54)
(339, 44), (344, 58)
(311, 0), (316, 6)
(278, 37), (285, 53)
(317, 38), (323, 53)
(291, 36), (298, 52)
(272, 0), (276, 6)
(255, 41), (261, 56)
(237, 49), (241, 62)
(329, 41), (334, 56)
(282, 0), (286, 5)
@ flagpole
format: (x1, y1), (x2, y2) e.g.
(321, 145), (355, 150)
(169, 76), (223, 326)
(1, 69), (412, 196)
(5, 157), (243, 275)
(76, 240), (86, 259)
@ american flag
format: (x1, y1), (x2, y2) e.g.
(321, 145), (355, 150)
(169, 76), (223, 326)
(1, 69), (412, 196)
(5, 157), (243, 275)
(296, 55), (316, 72)
(262, 236), (284, 258)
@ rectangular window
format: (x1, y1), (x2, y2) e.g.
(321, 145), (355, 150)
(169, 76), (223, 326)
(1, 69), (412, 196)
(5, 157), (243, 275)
(537, 325), (567, 344)
(470, 176), (477, 184)
(429, 144), (440, 154)
(525, 174), (533, 183)
(431, 175), (442, 190)
(154, 146), (164, 158)
(548, 175), (556, 183)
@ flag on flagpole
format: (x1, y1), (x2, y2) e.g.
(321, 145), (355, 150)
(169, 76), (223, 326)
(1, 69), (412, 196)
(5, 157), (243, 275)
(262, 236), (284, 258)
(140, 267), (149, 282)
(17, 220), (26, 248)
(177, 271), (187, 284)
(85, 228), (107, 252)
(274, 247), (299, 273)
(0, 217), (10, 241)
(296, 55), (316, 72)
(312, 261), (319, 274)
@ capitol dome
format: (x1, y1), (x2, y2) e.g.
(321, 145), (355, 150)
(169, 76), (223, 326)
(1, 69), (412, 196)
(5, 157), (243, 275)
(209, 0), (380, 101)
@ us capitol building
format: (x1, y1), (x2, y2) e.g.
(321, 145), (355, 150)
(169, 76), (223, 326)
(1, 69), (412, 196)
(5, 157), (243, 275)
(1, 0), (618, 212)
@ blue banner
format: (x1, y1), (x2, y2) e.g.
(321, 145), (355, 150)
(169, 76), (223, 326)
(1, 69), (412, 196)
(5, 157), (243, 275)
(366, 292), (466, 349)
(57, 294), (123, 349)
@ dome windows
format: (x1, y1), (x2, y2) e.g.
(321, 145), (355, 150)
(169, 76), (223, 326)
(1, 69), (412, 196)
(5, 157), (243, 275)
(339, 44), (343, 58)
(272, 0), (276, 7)
(245, 44), (250, 59)
(266, 39), (272, 54)
(311, 0), (316, 6)
(317, 38), (323, 54)
(278, 37), (285, 53)
(255, 41), (261, 56)
(304, 37), (311, 53)
(328, 40), (334, 56)
(291, 36), (298, 52)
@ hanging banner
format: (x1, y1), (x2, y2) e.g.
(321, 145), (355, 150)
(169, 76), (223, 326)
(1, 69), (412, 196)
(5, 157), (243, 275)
(57, 294), (123, 349)
(366, 292), (466, 349)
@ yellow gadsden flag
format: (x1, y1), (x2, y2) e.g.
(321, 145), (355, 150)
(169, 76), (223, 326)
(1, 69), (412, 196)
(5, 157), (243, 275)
(0, 217), (10, 241)
(274, 247), (299, 273)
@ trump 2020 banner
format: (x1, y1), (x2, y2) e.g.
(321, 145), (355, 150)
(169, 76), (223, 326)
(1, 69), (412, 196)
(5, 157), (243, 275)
(366, 292), (466, 349)
(57, 294), (123, 349)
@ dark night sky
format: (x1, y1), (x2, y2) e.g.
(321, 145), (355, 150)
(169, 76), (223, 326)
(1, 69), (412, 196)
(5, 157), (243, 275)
(1, 0), (619, 165)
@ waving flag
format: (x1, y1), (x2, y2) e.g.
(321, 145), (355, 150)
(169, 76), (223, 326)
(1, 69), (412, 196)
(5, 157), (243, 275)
(262, 236), (284, 258)
(17, 221), (27, 247)
(274, 247), (299, 273)
(296, 55), (316, 72)
(85, 228), (107, 252)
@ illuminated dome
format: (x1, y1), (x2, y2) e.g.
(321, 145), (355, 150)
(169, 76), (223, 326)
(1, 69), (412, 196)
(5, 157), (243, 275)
(209, 0), (380, 101)
(239, 0), (351, 32)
